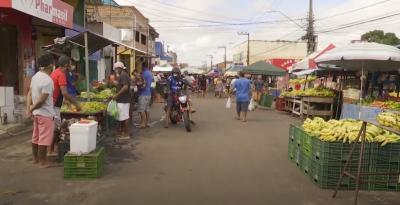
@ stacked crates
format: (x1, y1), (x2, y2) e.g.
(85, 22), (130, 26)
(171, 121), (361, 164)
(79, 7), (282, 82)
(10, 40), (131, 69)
(64, 147), (105, 180)
(288, 124), (370, 190)
(369, 143), (400, 191)
(310, 139), (370, 190)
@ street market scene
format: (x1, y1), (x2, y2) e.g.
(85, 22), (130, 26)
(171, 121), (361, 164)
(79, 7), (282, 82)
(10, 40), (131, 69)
(2, 0), (400, 205)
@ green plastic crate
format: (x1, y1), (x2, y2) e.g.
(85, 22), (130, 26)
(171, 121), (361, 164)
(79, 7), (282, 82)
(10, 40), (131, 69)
(64, 147), (105, 180)
(289, 124), (302, 146)
(299, 152), (312, 176)
(311, 138), (371, 165)
(368, 162), (400, 192)
(370, 143), (400, 164)
(310, 161), (369, 190)
(288, 140), (301, 165)
(301, 131), (314, 151)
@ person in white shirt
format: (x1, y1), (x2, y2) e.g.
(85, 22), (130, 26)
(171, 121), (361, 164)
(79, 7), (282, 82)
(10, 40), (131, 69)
(27, 53), (56, 168)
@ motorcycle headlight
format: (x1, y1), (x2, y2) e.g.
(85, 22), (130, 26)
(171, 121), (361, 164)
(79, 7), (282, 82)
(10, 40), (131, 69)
(178, 96), (187, 103)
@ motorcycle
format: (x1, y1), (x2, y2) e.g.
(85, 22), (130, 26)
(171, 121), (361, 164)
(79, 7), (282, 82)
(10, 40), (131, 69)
(169, 94), (192, 132)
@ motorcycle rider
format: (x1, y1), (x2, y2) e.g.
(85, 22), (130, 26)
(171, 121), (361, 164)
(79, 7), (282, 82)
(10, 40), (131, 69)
(164, 67), (192, 128)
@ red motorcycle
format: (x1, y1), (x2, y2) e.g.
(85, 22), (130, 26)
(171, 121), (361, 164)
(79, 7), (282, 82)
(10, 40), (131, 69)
(169, 94), (192, 132)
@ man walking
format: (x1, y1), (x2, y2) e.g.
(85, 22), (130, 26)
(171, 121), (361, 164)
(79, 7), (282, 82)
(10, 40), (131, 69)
(233, 72), (251, 122)
(27, 53), (56, 168)
(112, 62), (131, 138)
(138, 63), (153, 128)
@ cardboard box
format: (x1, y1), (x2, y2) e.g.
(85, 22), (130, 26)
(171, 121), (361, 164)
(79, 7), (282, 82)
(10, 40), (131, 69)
(0, 87), (14, 107)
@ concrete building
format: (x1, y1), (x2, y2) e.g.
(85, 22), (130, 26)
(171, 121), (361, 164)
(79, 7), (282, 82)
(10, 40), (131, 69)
(233, 40), (308, 66)
(86, 3), (158, 73)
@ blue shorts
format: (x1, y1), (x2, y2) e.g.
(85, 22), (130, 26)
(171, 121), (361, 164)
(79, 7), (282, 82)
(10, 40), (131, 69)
(236, 101), (249, 114)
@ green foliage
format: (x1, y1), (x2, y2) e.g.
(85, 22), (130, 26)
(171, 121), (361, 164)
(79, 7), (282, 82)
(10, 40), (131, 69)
(361, 30), (400, 45)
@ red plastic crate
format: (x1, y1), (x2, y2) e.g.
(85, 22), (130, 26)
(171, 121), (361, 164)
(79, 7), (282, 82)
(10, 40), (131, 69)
(275, 97), (286, 111)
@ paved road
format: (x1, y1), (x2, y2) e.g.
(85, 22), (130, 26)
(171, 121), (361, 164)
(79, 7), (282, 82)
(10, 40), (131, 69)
(1, 97), (400, 205)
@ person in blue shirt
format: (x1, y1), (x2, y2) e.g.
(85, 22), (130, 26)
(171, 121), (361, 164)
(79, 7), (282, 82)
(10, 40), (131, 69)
(138, 63), (154, 128)
(233, 71), (251, 122)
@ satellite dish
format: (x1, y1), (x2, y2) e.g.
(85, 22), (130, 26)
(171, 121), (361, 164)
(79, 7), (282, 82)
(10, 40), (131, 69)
(71, 47), (80, 61)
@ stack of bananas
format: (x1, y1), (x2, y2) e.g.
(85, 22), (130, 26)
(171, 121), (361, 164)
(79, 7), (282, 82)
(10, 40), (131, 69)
(302, 117), (400, 146)
(377, 112), (400, 130)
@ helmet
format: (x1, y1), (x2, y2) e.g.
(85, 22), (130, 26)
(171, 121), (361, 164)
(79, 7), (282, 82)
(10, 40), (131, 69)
(171, 67), (181, 74)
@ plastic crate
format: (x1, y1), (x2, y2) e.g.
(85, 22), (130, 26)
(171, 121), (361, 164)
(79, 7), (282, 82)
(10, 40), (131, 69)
(368, 161), (400, 191)
(299, 152), (312, 176)
(310, 161), (369, 190)
(288, 140), (301, 165)
(370, 143), (400, 164)
(275, 97), (286, 111)
(64, 147), (105, 180)
(311, 138), (372, 165)
(289, 124), (302, 146)
(301, 131), (313, 151)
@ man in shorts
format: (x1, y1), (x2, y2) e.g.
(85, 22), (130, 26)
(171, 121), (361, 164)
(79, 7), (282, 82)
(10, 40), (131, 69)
(27, 53), (56, 167)
(138, 63), (153, 128)
(233, 72), (251, 122)
(112, 62), (131, 138)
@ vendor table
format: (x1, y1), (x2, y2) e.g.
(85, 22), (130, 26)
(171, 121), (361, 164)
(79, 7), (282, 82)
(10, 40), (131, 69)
(292, 98), (303, 117)
(302, 97), (334, 119)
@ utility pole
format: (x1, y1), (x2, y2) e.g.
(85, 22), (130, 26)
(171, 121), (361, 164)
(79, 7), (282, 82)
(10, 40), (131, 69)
(238, 32), (250, 66)
(305, 0), (316, 54)
(218, 46), (227, 72)
(207, 55), (213, 71)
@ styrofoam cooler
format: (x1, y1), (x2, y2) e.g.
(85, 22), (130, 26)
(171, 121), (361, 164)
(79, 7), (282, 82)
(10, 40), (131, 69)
(69, 121), (98, 154)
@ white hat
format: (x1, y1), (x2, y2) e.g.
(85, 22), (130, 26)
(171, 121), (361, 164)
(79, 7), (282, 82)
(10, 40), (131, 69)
(113, 62), (126, 70)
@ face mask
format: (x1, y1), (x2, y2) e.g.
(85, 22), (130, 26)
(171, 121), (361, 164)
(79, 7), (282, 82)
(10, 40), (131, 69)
(70, 65), (76, 71)
(173, 74), (179, 78)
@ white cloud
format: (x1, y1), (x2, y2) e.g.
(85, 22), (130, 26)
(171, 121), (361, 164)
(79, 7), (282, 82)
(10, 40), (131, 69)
(115, 0), (400, 66)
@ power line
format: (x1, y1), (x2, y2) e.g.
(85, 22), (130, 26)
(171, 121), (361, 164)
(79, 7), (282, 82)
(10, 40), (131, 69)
(316, 0), (392, 21)
(317, 11), (400, 33)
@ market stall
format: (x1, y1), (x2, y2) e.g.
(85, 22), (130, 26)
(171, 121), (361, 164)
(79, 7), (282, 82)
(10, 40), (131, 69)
(293, 42), (400, 204)
(242, 61), (286, 107)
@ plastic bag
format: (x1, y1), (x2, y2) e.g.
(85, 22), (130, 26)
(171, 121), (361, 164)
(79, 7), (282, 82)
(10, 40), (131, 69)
(107, 100), (119, 119)
(248, 98), (255, 111)
(226, 97), (231, 109)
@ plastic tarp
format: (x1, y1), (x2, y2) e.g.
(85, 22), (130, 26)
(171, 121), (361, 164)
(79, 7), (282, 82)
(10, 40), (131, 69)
(340, 103), (383, 124)
(289, 43), (336, 73)
(315, 42), (400, 71)
(242, 61), (286, 76)
(153, 66), (173, 72)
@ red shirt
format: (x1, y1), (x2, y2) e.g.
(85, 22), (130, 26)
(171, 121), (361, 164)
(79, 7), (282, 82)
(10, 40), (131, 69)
(50, 68), (67, 107)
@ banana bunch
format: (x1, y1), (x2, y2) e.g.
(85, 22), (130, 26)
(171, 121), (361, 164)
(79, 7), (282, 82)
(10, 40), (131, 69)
(302, 118), (400, 146)
(377, 112), (400, 130)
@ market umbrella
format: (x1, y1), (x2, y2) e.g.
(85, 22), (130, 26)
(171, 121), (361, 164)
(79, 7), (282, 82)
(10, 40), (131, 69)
(242, 61), (286, 76)
(315, 42), (400, 118)
(289, 43), (336, 73)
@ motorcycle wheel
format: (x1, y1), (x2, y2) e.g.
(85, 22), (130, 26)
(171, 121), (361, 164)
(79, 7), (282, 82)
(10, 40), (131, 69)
(183, 111), (191, 132)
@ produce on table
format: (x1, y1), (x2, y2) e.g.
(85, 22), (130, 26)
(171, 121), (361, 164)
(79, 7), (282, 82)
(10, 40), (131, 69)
(289, 76), (317, 85)
(280, 88), (335, 98)
(377, 112), (400, 130)
(361, 100), (400, 111)
(80, 88), (115, 99)
(61, 102), (107, 114)
(303, 117), (400, 146)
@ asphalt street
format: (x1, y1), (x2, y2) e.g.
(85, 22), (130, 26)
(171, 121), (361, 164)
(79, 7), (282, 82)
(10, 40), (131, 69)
(0, 97), (400, 205)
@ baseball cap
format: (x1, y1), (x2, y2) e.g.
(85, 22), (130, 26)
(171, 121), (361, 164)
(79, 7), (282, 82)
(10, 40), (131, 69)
(113, 62), (126, 70)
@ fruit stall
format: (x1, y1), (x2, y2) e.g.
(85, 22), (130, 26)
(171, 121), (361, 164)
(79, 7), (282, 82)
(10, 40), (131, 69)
(280, 88), (337, 119)
(289, 117), (400, 191)
(305, 42), (400, 204)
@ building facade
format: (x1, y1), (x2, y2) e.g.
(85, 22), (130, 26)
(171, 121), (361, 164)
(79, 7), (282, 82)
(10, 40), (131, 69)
(233, 40), (308, 66)
(86, 3), (158, 73)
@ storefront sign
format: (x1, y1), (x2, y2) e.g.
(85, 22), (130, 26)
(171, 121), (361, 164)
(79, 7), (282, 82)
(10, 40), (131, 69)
(5, 0), (73, 28)
(268, 59), (299, 71)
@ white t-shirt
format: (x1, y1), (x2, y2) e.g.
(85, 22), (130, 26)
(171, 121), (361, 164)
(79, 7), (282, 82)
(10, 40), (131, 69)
(30, 71), (55, 117)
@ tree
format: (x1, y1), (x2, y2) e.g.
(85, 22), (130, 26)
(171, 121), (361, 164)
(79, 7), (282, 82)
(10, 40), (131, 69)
(361, 30), (400, 45)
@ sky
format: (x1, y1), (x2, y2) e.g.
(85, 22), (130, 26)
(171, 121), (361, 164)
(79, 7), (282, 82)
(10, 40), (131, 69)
(115, 0), (400, 66)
